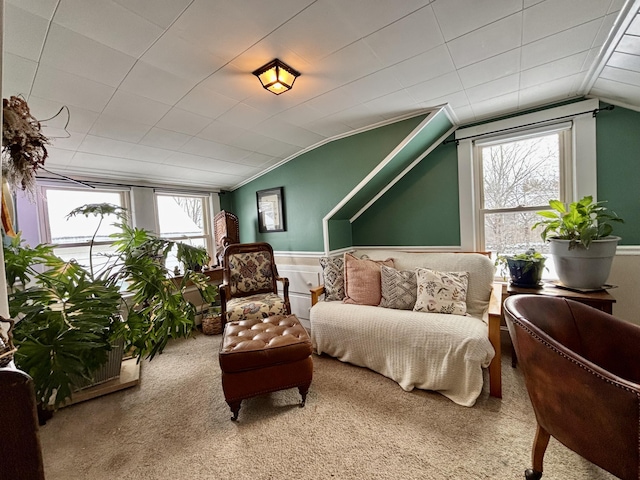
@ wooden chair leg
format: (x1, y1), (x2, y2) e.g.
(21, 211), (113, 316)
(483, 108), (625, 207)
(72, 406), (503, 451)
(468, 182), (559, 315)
(525, 423), (550, 479)
(227, 400), (241, 421)
(488, 314), (502, 398)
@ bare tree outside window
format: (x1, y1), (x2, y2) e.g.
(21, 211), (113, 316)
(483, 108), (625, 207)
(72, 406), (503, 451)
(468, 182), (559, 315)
(173, 196), (203, 228)
(480, 133), (563, 257)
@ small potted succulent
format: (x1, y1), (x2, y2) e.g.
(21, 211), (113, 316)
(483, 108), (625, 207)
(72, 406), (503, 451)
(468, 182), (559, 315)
(496, 248), (546, 288)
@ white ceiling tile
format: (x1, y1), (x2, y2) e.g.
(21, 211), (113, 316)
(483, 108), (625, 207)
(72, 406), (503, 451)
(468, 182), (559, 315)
(303, 117), (353, 138)
(472, 91), (520, 120)
(2, 54), (38, 98)
(6, 0), (58, 19)
(523, 0), (609, 44)
(599, 65), (640, 85)
(27, 97), (100, 135)
(521, 19), (601, 70)
(53, 0), (164, 57)
(31, 65), (116, 113)
(140, 30), (227, 83)
(217, 103), (272, 130)
(166, 152), (253, 175)
(276, 104), (325, 126)
(40, 24), (136, 88)
(89, 114), (152, 143)
(337, 69), (404, 105)
(365, 6), (444, 67)
(197, 65), (255, 103)
(78, 135), (135, 157)
(423, 90), (470, 110)
(433, 0), (521, 42)
(521, 52), (589, 89)
(252, 119), (324, 148)
(180, 137), (251, 162)
(196, 121), (247, 144)
(628, 14), (640, 36)
(390, 45), (456, 88)
(113, 0), (192, 28)
(267, 1), (359, 62)
(119, 61), (196, 105)
(363, 90), (426, 119)
(319, 40), (385, 85)
(176, 85), (239, 120)
(448, 13), (522, 68)
(254, 139), (300, 159)
(606, 51), (640, 72)
(617, 34), (640, 56)
(593, 13), (620, 50)
(607, 0), (627, 14)
(45, 147), (76, 168)
(102, 90), (172, 126)
(233, 151), (277, 168)
(4, 4), (49, 61)
(466, 74), (520, 103)
(305, 90), (361, 117)
(452, 105), (476, 125)
(591, 77), (640, 105)
(125, 144), (173, 163)
(407, 71), (464, 103)
(48, 132), (86, 151)
(224, 131), (272, 152)
(327, 0), (430, 37)
(524, 0), (546, 7)
(458, 49), (521, 89)
(518, 74), (583, 109)
(69, 152), (158, 176)
(331, 104), (387, 130)
(155, 108), (213, 136)
(139, 127), (191, 150)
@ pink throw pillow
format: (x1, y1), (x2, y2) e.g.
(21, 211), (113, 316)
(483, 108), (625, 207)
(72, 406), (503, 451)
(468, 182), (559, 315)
(343, 253), (394, 306)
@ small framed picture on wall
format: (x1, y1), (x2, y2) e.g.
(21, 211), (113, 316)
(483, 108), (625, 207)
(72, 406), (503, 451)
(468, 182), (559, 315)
(257, 187), (285, 233)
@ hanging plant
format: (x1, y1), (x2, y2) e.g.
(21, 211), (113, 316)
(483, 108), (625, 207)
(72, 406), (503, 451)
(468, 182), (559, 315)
(2, 96), (50, 197)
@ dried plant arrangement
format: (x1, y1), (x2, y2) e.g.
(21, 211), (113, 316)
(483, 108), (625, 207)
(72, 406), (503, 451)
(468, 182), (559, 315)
(2, 96), (50, 197)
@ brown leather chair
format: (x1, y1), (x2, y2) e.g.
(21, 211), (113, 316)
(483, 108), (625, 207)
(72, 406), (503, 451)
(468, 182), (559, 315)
(503, 294), (640, 480)
(220, 242), (290, 326)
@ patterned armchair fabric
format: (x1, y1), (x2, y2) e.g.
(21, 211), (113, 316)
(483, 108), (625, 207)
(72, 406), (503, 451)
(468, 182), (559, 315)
(220, 242), (291, 325)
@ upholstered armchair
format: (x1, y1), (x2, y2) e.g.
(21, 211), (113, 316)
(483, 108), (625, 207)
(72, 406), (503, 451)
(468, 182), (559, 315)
(504, 294), (640, 480)
(220, 242), (291, 326)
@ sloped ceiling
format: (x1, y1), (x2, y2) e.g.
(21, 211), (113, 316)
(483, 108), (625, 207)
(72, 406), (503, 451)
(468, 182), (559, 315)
(3, 0), (640, 191)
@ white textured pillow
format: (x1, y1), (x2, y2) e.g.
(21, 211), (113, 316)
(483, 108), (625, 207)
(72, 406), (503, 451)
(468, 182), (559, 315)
(414, 268), (469, 315)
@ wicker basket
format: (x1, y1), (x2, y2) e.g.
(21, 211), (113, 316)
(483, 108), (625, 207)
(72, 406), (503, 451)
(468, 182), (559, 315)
(202, 313), (223, 335)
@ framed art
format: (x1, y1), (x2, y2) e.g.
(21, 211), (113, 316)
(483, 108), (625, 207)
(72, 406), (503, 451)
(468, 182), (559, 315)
(257, 187), (285, 232)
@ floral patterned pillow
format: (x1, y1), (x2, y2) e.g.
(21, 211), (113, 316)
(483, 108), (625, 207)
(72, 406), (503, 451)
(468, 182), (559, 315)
(413, 268), (469, 315)
(319, 256), (345, 301)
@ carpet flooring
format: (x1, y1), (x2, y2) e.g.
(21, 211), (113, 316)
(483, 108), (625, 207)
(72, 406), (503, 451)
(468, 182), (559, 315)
(39, 331), (616, 479)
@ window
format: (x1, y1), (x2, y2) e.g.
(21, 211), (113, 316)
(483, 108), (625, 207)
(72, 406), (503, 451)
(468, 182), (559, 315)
(155, 193), (212, 272)
(456, 99), (600, 280)
(40, 186), (129, 272)
(476, 126), (571, 259)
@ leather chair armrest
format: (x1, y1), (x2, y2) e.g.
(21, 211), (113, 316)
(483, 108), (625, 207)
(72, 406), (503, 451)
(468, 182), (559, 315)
(310, 285), (325, 306)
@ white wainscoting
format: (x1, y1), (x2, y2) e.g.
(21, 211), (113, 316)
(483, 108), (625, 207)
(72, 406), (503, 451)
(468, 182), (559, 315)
(276, 264), (322, 330)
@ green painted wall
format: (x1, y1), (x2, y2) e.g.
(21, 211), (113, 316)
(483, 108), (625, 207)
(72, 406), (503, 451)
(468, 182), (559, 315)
(596, 104), (640, 245)
(221, 114), (427, 251)
(352, 141), (459, 246)
(221, 103), (640, 252)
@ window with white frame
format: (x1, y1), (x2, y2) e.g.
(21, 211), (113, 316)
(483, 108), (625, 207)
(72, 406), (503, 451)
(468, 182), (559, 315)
(475, 125), (571, 261)
(40, 186), (129, 273)
(456, 99), (600, 278)
(155, 192), (212, 273)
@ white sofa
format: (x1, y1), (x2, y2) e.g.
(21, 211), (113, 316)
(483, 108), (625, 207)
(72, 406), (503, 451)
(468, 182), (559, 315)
(310, 249), (502, 406)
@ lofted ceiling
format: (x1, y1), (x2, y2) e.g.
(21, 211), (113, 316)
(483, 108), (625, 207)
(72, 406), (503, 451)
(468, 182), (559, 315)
(3, 0), (640, 192)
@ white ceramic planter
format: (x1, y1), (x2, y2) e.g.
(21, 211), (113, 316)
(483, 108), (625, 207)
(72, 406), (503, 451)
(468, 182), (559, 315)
(550, 236), (620, 289)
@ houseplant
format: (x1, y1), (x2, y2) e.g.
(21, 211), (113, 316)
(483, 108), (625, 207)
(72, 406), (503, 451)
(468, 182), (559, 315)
(176, 243), (209, 273)
(4, 204), (218, 410)
(532, 196), (624, 289)
(495, 249), (546, 288)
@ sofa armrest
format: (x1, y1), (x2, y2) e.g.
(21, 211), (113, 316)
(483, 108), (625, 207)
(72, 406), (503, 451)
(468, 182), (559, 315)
(487, 282), (502, 399)
(310, 285), (325, 306)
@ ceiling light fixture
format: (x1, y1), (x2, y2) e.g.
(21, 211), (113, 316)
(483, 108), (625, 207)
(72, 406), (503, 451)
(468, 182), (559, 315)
(252, 59), (300, 95)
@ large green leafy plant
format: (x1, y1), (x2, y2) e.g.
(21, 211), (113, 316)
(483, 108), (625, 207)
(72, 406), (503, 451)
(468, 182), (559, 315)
(532, 196), (624, 249)
(4, 203), (217, 408)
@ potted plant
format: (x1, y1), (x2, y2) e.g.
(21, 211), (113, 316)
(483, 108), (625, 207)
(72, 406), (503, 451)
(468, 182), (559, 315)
(176, 243), (210, 273)
(3, 204), (218, 412)
(532, 196), (624, 289)
(495, 249), (546, 288)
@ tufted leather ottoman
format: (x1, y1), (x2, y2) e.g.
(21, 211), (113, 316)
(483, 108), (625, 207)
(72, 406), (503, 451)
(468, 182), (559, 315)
(219, 314), (313, 421)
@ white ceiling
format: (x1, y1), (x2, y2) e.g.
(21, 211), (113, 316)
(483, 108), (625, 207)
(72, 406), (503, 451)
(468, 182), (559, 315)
(3, 0), (640, 191)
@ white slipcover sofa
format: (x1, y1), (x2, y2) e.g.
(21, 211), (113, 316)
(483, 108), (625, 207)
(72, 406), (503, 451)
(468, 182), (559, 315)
(310, 249), (502, 406)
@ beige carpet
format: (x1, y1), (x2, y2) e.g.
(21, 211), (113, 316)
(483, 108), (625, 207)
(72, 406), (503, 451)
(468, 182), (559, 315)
(39, 332), (616, 480)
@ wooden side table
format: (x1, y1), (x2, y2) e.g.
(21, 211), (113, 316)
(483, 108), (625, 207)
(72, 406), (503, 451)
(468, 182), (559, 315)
(502, 283), (616, 366)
